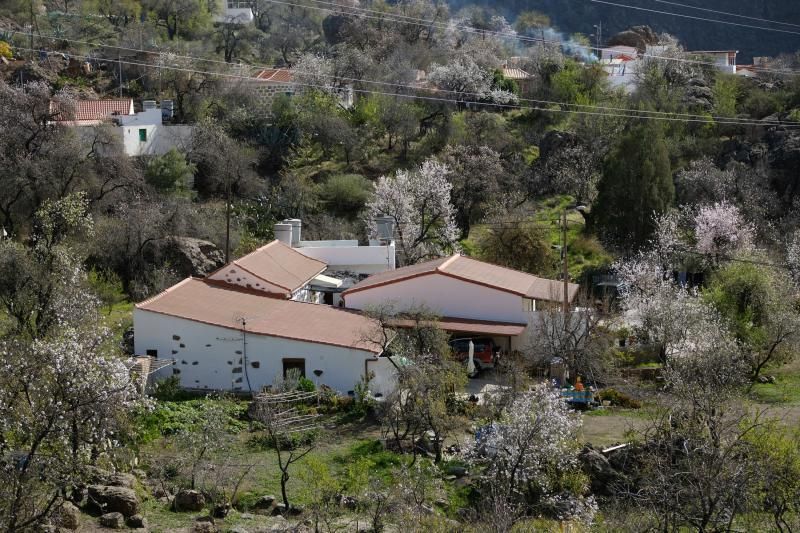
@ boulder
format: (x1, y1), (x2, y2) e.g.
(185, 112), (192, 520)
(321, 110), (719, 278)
(87, 485), (140, 517)
(127, 514), (147, 528)
(89, 468), (136, 489)
(254, 495), (276, 509)
(579, 445), (627, 496)
(174, 489), (206, 511)
(56, 502), (81, 530)
(606, 25), (659, 52)
(163, 237), (225, 278)
(99, 512), (125, 529)
(212, 503), (231, 518)
(271, 503), (287, 516)
(193, 521), (217, 533)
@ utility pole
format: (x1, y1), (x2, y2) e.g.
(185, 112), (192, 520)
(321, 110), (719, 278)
(225, 175), (231, 264)
(118, 51), (122, 97)
(593, 22), (603, 51)
(562, 209), (569, 316)
(29, 0), (34, 52)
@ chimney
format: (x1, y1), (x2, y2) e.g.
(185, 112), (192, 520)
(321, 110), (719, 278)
(283, 219), (302, 246)
(274, 223), (293, 245)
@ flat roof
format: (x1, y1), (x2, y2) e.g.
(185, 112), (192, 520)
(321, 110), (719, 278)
(136, 278), (381, 353)
(343, 254), (579, 303)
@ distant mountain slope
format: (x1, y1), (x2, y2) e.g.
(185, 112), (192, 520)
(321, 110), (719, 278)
(448, 0), (800, 62)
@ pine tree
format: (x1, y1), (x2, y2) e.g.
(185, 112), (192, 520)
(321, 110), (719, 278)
(592, 122), (673, 249)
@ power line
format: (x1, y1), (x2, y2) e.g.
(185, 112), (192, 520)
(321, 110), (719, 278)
(263, 0), (800, 76)
(11, 44), (800, 128)
(589, 0), (800, 36)
(6, 27), (796, 127)
(651, 0), (800, 30)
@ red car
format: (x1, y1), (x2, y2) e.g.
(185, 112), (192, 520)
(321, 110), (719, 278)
(449, 337), (498, 370)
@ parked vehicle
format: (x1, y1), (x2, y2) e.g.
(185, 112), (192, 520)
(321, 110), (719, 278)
(449, 337), (499, 370)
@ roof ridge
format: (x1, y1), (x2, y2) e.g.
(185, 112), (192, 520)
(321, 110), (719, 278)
(135, 277), (196, 308)
(436, 254), (460, 272)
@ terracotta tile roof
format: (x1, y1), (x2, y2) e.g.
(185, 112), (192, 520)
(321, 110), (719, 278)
(254, 68), (294, 83)
(343, 254), (579, 303)
(219, 240), (327, 296)
(136, 278), (382, 353)
(50, 98), (134, 122)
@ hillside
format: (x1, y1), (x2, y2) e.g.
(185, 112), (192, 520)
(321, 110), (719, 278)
(447, 0), (800, 62)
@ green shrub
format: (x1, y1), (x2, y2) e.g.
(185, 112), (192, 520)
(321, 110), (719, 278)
(597, 388), (642, 409)
(297, 376), (316, 392)
(318, 174), (372, 218)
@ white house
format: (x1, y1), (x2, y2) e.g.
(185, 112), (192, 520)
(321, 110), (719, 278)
(134, 232), (401, 394)
(134, 278), (395, 395)
(114, 104), (193, 156)
(51, 98), (193, 156)
(690, 50), (738, 74)
(342, 254), (579, 352)
(216, 0), (254, 23)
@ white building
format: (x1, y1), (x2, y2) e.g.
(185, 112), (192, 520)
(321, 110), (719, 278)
(216, 0), (254, 23)
(134, 278), (394, 395)
(342, 254), (579, 353)
(51, 98), (193, 156)
(690, 50), (738, 74)
(134, 231), (400, 394)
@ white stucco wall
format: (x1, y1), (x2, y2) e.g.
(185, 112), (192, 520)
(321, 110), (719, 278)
(120, 124), (193, 156)
(133, 309), (386, 394)
(296, 242), (396, 275)
(344, 273), (528, 323)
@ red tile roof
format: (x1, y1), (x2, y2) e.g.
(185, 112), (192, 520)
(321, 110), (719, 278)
(254, 68), (294, 83)
(236, 240), (325, 293)
(50, 98), (134, 122)
(136, 278), (382, 353)
(343, 254), (579, 303)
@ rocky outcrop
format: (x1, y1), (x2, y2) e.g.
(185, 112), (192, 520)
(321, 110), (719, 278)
(55, 502), (81, 530)
(606, 26), (659, 52)
(579, 445), (630, 497)
(174, 489), (206, 511)
(87, 485), (140, 517)
(163, 237), (226, 278)
(99, 512), (125, 529)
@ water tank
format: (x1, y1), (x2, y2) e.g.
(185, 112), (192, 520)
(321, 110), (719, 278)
(274, 223), (293, 246)
(161, 99), (174, 120)
(284, 219), (302, 246)
(143, 100), (157, 110)
(374, 216), (395, 242)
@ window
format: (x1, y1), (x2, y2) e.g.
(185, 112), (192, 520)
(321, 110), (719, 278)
(227, 0), (248, 8)
(282, 358), (306, 378)
(146, 349), (158, 358)
(138, 128), (147, 142)
(523, 298), (536, 312)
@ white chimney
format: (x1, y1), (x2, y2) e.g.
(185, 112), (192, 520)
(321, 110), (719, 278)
(274, 223), (293, 245)
(283, 219), (302, 246)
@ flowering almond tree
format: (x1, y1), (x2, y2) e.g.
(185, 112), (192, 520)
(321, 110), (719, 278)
(468, 384), (595, 526)
(366, 159), (460, 265)
(693, 201), (754, 259)
(0, 326), (139, 531)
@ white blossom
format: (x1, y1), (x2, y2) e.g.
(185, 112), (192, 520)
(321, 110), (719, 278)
(693, 201), (754, 257)
(366, 159), (460, 264)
